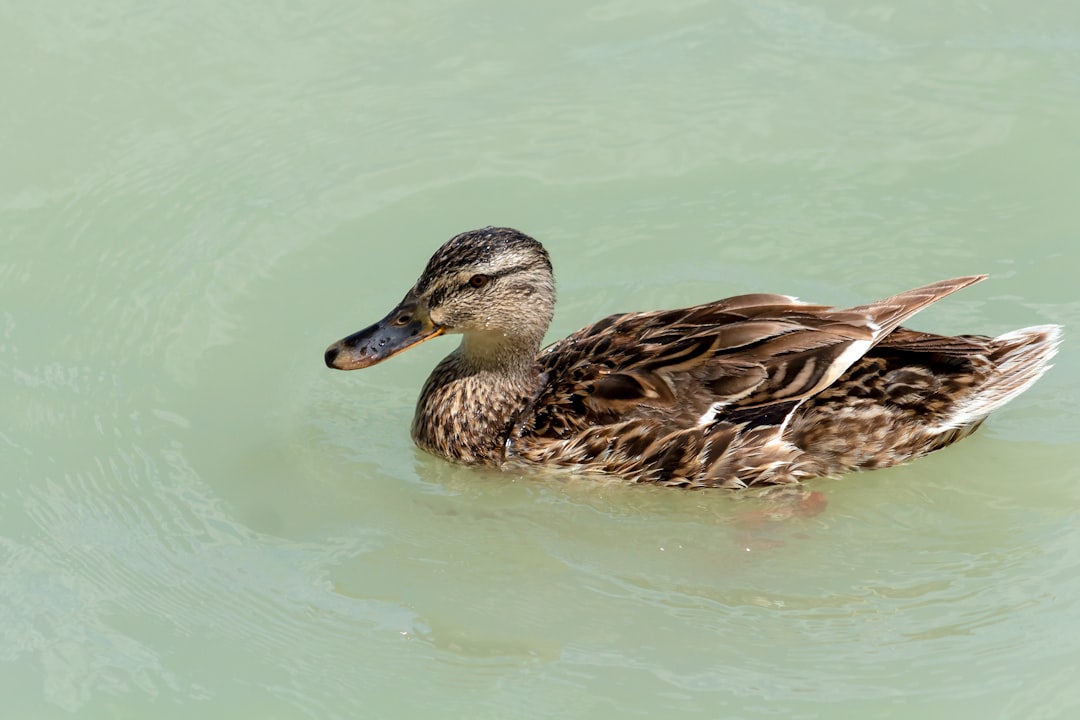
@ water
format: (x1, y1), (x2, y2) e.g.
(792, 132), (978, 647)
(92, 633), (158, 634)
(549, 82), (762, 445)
(2, 1), (1079, 717)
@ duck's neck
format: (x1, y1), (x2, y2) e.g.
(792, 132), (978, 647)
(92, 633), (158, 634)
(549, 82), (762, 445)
(411, 333), (542, 464)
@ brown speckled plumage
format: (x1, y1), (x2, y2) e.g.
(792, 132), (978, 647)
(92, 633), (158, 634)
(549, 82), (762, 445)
(325, 227), (1061, 488)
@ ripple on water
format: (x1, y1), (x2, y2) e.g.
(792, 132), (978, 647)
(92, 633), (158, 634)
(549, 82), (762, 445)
(0, 408), (428, 713)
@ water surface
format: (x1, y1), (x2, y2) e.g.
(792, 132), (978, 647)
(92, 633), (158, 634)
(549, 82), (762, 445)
(2, 1), (1079, 718)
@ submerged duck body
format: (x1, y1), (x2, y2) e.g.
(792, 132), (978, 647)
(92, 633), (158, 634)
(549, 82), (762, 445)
(325, 228), (1060, 489)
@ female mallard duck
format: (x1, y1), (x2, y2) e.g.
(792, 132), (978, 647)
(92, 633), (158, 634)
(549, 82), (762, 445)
(325, 227), (1060, 489)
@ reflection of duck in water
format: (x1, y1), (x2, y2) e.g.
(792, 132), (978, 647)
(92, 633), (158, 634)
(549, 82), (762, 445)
(325, 227), (1060, 489)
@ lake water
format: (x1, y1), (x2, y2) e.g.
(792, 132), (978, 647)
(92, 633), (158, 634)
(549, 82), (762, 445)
(3, 1), (1079, 718)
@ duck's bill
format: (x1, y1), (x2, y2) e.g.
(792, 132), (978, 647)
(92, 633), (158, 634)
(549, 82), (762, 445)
(324, 303), (444, 370)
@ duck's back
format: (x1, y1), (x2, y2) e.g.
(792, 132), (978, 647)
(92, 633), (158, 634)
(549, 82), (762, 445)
(507, 288), (1060, 488)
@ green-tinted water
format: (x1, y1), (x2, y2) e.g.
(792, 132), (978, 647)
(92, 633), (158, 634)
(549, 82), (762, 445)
(3, 1), (1079, 718)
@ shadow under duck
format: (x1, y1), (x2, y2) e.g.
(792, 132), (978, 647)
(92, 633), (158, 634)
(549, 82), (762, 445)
(325, 227), (1060, 489)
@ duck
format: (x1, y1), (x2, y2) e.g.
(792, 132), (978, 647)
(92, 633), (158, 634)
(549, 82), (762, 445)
(324, 227), (1061, 489)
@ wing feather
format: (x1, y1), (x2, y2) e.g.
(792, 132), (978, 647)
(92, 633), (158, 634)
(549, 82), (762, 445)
(529, 278), (987, 439)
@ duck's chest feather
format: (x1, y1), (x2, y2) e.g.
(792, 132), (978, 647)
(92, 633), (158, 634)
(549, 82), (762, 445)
(410, 354), (542, 464)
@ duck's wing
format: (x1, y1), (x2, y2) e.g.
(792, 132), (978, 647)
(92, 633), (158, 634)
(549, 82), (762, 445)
(528, 276), (987, 438)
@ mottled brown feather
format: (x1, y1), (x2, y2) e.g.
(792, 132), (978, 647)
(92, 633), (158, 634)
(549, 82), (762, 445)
(326, 228), (1061, 488)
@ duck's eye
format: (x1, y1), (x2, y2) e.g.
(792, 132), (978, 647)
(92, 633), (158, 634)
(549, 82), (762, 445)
(469, 274), (489, 288)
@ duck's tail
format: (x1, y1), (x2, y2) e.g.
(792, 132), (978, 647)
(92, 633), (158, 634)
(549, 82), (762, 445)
(938, 324), (1063, 432)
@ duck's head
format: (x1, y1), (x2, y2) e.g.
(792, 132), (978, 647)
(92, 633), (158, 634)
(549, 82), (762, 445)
(325, 227), (555, 371)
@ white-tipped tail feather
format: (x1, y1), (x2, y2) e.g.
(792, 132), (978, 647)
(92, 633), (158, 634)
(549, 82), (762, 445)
(937, 324), (1063, 432)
